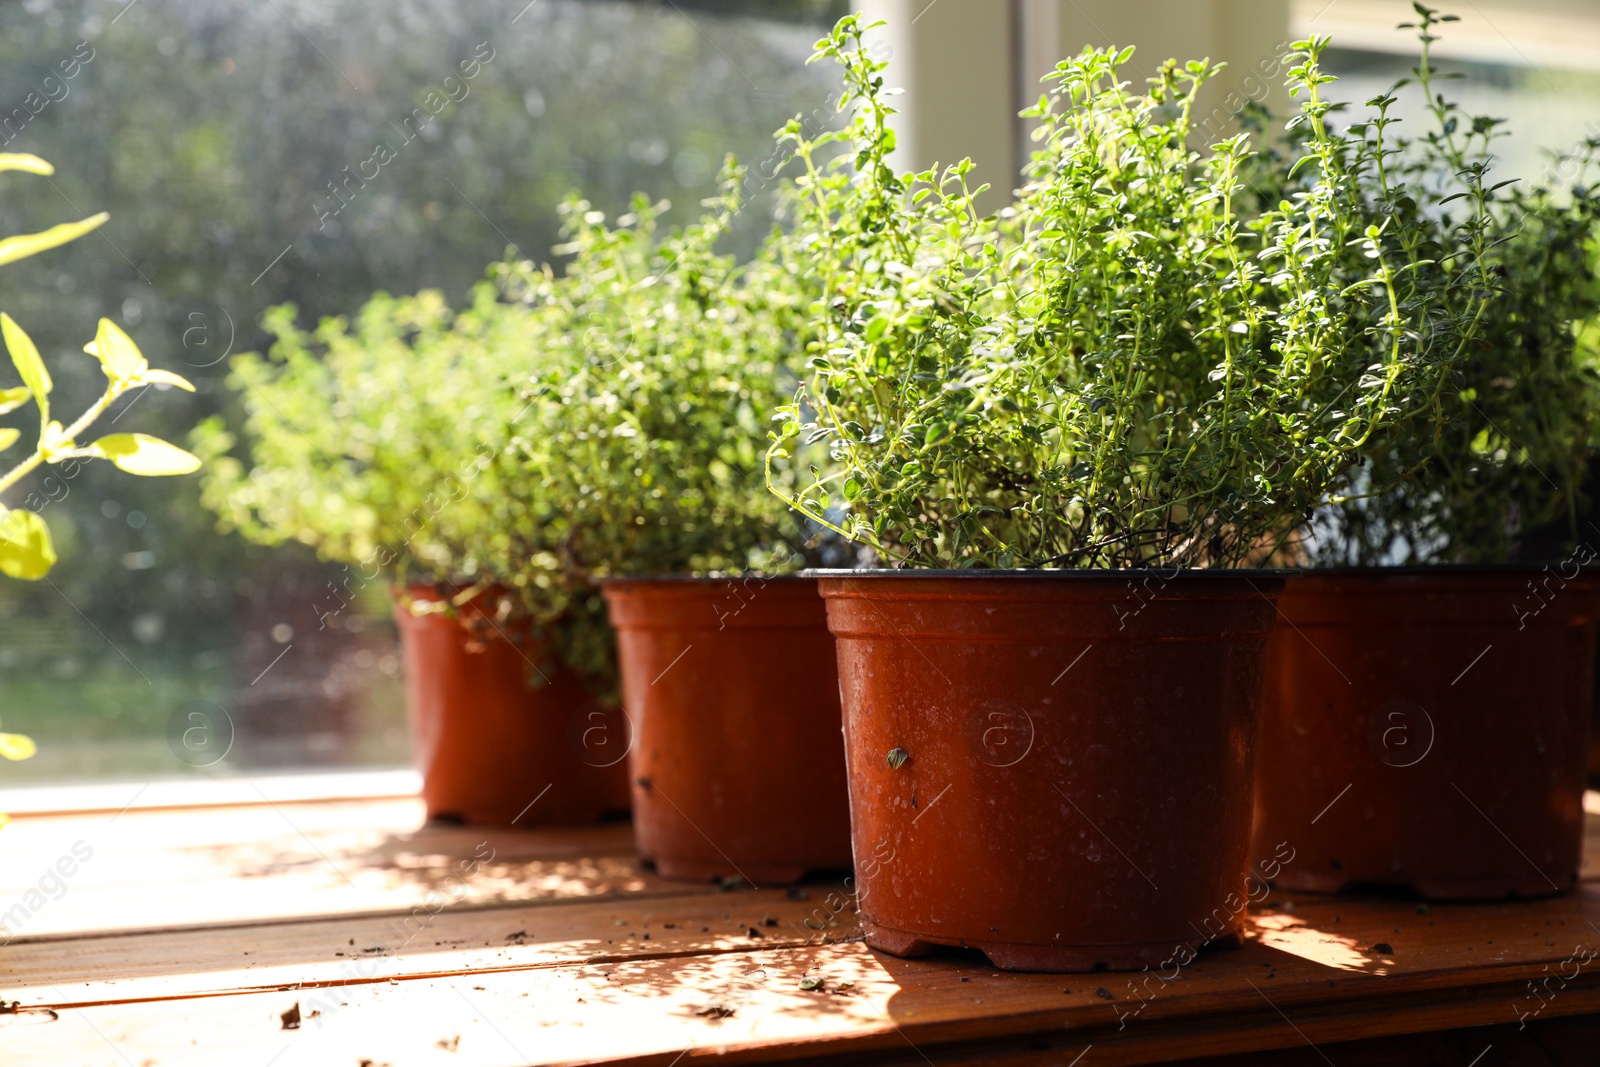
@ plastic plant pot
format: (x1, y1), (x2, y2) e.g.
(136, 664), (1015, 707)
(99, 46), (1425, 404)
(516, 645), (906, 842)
(601, 576), (852, 884)
(393, 583), (631, 826)
(815, 569), (1284, 973)
(1253, 566), (1600, 899)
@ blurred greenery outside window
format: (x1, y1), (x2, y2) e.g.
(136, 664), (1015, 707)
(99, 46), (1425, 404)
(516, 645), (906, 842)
(0, 0), (843, 784)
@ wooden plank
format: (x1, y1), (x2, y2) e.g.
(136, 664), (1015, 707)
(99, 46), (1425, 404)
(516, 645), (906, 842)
(8, 879), (1600, 1065)
(7, 930), (1600, 1067)
(4, 885), (853, 1009)
(5, 796), (1600, 1064)
(16, 875), (1600, 1015)
(0, 801), (670, 937)
(0, 769), (423, 816)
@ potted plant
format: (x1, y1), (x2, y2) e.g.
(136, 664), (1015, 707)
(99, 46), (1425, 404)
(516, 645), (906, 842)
(494, 174), (854, 883)
(765, 18), (1485, 970)
(1252, 7), (1600, 899)
(194, 284), (630, 826)
(0, 154), (202, 805)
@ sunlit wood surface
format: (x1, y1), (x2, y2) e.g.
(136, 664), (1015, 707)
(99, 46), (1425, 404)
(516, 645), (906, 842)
(3, 792), (1599, 1065)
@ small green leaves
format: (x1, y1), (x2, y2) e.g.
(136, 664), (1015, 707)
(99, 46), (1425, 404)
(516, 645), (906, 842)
(0, 154), (54, 175)
(764, 17), (1497, 571)
(141, 368), (197, 392)
(83, 433), (202, 476)
(1, 314), (49, 411)
(0, 507), (56, 580)
(798, 976), (824, 991)
(0, 728), (36, 761)
(85, 318), (148, 383)
(0, 213), (110, 269)
(886, 747), (908, 770)
(0, 163), (197, 583)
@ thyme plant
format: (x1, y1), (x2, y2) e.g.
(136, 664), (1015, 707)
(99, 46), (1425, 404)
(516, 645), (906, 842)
(492, 169), (818, 688)
(194, 283), (536, 600)
(202, 166), (818, 697)
(767, 17), (1488, 569)
(1309, 6), (1600, 564)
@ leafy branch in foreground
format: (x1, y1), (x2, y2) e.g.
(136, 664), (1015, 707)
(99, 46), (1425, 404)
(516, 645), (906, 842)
(0, 154), (200, 581)
(767, 16), (1489, 569)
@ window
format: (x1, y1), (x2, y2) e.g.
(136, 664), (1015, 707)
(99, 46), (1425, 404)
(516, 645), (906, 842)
(0, 0), (842, 784)
(1297, 0), (1600, 182)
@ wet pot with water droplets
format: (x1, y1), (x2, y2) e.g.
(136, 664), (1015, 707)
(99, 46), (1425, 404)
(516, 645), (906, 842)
(815, 569), (1283, 972)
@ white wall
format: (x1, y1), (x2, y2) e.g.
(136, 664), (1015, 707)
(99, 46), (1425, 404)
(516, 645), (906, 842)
(854, 0), (1018, 213)
(853, 0), (1292, 210)
(1295, 0), (1600, 72)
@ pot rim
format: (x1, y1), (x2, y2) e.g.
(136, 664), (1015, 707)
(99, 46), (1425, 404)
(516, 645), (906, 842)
(599, 573), (811, 586)
(802, 567), (1296, 579)
(399, 576), (506, 593)
(1292, 563), (1592, 576)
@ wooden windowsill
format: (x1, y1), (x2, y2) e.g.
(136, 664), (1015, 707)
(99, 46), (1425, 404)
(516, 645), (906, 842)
(0, 768), (421, 818)
(3, 793), (1599, 1064)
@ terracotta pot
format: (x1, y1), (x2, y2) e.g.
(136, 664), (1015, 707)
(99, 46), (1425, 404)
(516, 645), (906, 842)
(1253, 567), (1600, 899)
(393, 583), (631, 825)
(601, 576), (852, 883)
(1591, 633), (1600, 789)
(816, 570), (1284, 973)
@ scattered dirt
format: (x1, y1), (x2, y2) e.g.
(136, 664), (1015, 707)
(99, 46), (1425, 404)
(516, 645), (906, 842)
(280, 1002), (301, 1030)
(0, 1001), (58, 1027)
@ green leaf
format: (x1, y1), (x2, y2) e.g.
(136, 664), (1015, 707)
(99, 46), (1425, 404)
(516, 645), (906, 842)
(1, 314), (49, 424)
(0, 507), (56, 579)
(84, 318), (147, 382)
(0, 731), (37, 760)
(0, 427), (18, 453)
(0, 212), (109, 268)
(141, 368), (196, 392)
(0, 154), (53, 175)
(84, 433), (202, 476)
(886, 747), (908, 770)
(0, 385), (29, 415)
